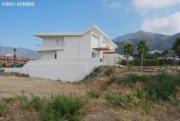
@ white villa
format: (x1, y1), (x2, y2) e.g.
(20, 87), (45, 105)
(5, 25), (119, 81)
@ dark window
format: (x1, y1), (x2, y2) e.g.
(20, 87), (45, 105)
(92, 52), (96, 58)
(55, 53), (57, 59)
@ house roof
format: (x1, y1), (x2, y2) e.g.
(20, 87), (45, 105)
(34, 25), (118, 48)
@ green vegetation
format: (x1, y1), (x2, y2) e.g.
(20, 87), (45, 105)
(104, 67), (114, 76)
(87, 89), (101, 98)
(105, 72), (180, 112)
(120, 58), (179, 66)
(10, 72), (29, 77)
(82, 67), (102, 80)
(172, 37), (180, 59)
(107, 72), (180, 100)
(0, 101), (8, 117)
(137, 40), (149, 68)
(43, 95), (84, 121)
(105, 92), (133, 107)
(29, 96), (45, 111)
(0, 94), (84, 121)
(123, 43), (134, 67)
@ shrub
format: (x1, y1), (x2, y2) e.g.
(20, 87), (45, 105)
(0, 101), (8, 117)
(104, 67), (114, 76)
(43, 95), (84, 121)
(136, 88), (156, 102)
(144, 72), (177, 100)
(105, 92), (133, 107)
(18, 96), (30, 109)
(83, 67), (102, 80)
(91, 67), (102, 76)
(106, 76), (117, 85)
(29, 96), (44, 111)
(173, 73), (180, 86)
(116, 74), (144, 87)
(10, 72), (29, 77)
(87, 89), (101, 98)
(120, 59), (179, 66)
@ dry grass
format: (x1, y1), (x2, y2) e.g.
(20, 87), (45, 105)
(0, 67), (180, 121)
(0, 76), (87, 98)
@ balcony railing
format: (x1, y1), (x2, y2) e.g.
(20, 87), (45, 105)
(36, 45), (65, 51)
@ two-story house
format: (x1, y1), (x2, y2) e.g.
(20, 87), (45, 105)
(5, 25), (118, 81)
(35, 25), (117, 64)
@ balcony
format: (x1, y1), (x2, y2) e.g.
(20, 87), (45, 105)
(36, 45), (65, 51)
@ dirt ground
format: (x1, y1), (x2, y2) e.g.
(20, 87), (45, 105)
(0, 68), (180, 121)
(0, 75), (87, 98)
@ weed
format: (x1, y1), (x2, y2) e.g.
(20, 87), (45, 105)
(0, 101), (8, 117)
(82, 67), (102, 81)
(104, 67), (114, 76)
(29, 96), (44, 111)
(10, 72), (29, 77)
(106, 76), (117, 85)
(43, 94), (84, 121)
(116, 74), (140, 87)
(1, 97), (13, 103)
(18, 96), (30, 109)
(144, 72), (177, 100)
(105, 92), (133, 107)
(87, 89), (101, 98)
(136, 88), (155, 102)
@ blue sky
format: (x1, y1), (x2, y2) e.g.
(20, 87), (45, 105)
(0, 0), (180, 49)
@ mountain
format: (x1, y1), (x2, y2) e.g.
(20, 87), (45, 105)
(114, 31), (180, 54)
(0, 46), (40, 58)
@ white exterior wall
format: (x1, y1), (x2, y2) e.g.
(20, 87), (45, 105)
(91, 34), (99, 48)
(57, 36), (81, 59)
(103, 54), (119, 65)
(41, 51), (56, 60)
(79, 32), (92, 58)
(43, 37), (64, 48)
(5, 58), (100, 82)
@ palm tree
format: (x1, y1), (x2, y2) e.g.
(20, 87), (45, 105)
(137, 39), (148, 69)
(13, 48), (16, 67)
(162, 49), (169, 66)
(123, 43), (133, 67)
(172, 38), (180, 62)
(162, 49), (169, 61)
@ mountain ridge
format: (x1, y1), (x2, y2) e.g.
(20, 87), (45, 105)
(113, 31), (180, 54)
(0, 46), (40, 58)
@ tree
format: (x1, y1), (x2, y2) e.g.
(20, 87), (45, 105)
(13, 48), (16, 67)
(172, 38), (180, 60)
(162, 49), (169, 66)
(123, 43), (133, 67)
(137, 40), (148, 68)
(162, 49), (169, 61)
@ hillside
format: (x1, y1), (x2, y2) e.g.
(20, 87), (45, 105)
(0, 46), (40, 58)
(114, 31), (180, 54)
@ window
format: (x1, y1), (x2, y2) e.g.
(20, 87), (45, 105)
(56, 40), (58, 45)
(55, 53), (57, 59)
(92, 52), (97, 58)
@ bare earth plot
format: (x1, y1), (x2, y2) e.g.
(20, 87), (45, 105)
(0, 74), (87, 98)
(0, 67), (180, 121)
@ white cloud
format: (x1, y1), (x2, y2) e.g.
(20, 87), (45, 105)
(140, 12), (180, 35)
(133, 0), (180, 10)
(103, 0), (123, 9)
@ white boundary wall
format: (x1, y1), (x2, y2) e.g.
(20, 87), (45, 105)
(103, 54), (119, 65)
(5, 58), (100, 82)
